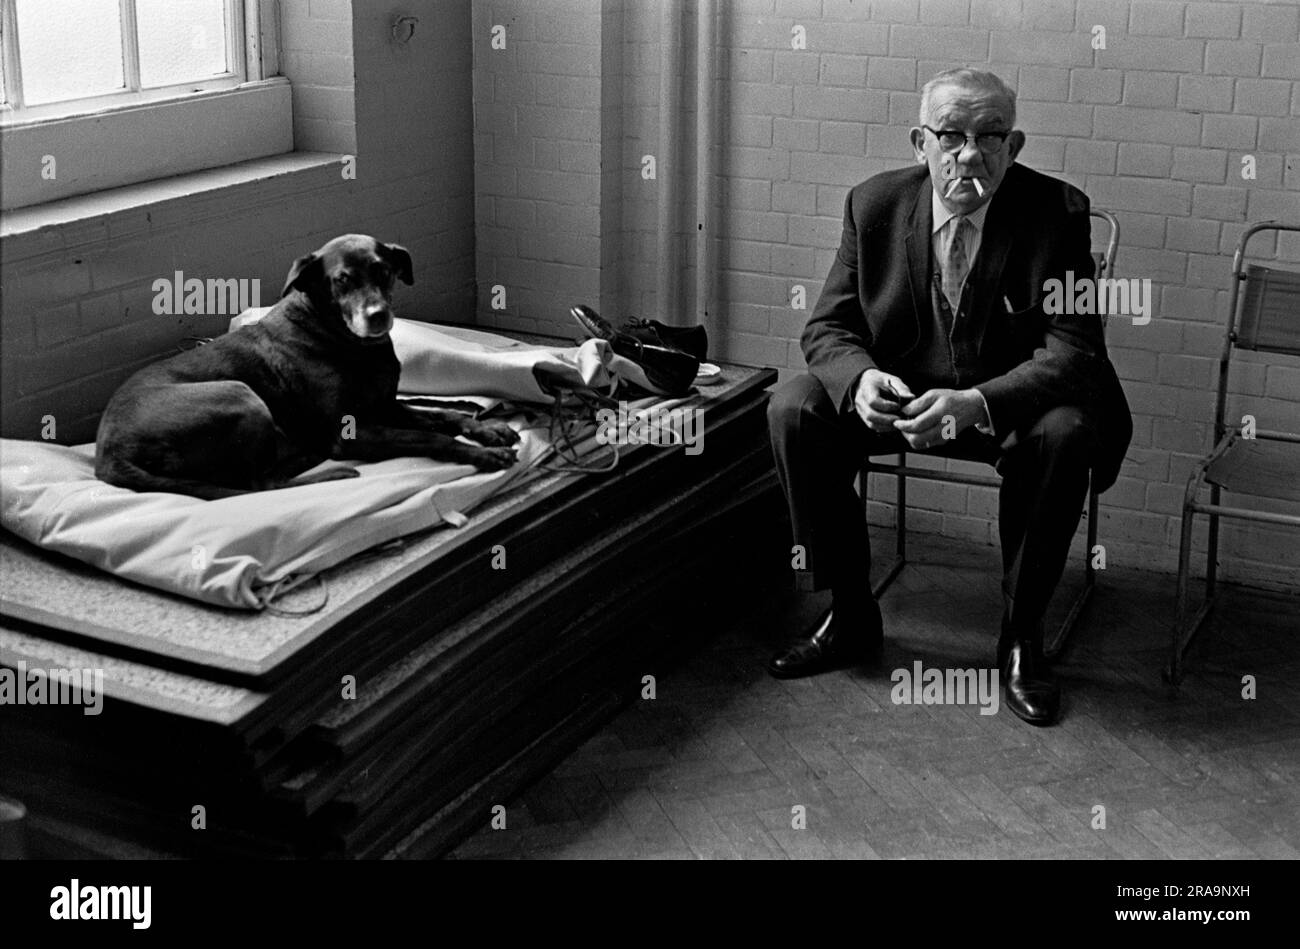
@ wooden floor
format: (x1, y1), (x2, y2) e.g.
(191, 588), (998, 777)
(449, 531), (1300, 860)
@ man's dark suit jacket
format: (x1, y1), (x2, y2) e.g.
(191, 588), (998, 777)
(801, 162), (1132, 492)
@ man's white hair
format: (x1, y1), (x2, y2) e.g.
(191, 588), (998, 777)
(919, 68), (1017, 127)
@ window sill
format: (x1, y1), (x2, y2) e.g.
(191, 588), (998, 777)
(0, 151), (351, 262)
(0, 78), (294, 212)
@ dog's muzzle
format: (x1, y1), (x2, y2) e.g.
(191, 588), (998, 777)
(348, 307), (395, 339)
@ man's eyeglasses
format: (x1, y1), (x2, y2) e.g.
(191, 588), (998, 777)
(922, 126), (1011, 155)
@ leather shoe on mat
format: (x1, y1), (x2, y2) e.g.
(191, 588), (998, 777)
(619, 318), (709, 362)
(768, 602), (883, 679)
(570, 305), (700, 396)
(570, 303), (619, 343)
(1002, 640), (1060, 726)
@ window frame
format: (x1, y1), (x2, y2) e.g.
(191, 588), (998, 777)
(0, 0), (287, 212)
(2, 0), (259, 123)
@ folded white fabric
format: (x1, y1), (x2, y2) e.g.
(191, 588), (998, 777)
(0, 427), (549, 610)
(231, 311), (666, 398)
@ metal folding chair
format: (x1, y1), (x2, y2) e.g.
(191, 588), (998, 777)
(861, 208), (1120, 660)
(1168, 221), (1300, 685)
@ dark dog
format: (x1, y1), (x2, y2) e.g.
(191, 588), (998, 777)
(95, 234), (519, 501)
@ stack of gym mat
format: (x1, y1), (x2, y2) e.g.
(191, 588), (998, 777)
(0, 361), (782, 858)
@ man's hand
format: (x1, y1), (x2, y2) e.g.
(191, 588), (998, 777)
(853, 369), (916, 433)
(893, 388), (987, 449)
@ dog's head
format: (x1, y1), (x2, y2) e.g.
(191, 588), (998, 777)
(281, 234), (414, 342)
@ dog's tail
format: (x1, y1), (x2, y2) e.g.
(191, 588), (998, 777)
(95, 457), (253, 502)
(95, 457), (359, 501)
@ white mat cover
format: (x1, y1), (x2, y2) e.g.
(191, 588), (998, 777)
(0, 427), (549, 610)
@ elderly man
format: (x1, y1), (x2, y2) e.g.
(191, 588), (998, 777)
(767, 68), (1132, 726)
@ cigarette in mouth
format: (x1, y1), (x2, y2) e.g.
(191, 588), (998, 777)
(944, 177), (963, 198)
(972, 177), (986, 196)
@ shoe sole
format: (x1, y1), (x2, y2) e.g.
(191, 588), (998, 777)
(767, 661), (838, 680)
(606, 339), (699, 396)
(766, 642), (883, 680)
(571, 305), (614, 341)
(1004, 693), (1060, 727)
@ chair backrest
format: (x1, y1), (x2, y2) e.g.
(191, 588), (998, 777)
(1237, 263), (1300, 356)
(1089, 209), (1120, 329)
(1090, 208), (1120, 280)
(1214, 221), (1300, 438)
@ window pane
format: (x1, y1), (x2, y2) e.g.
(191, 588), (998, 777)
(137, 0), (230, 88)
(14, 0), (125, 105)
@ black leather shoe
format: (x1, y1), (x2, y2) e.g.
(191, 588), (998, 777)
(997, 610), (1045, 671)
(570, 303), (618, 342)
(619, 318), (709, 362)
(768, 603), (883, 679)
(570, 305), (700, 396)
(1002, 640), (1060, 726)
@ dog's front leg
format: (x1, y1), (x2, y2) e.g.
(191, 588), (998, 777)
(382, 402), (464, 434)
(336, 424), (517, 471)
(382, 402), (520, 447)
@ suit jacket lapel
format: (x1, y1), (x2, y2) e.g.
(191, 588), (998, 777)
(902, 180), (932, 357)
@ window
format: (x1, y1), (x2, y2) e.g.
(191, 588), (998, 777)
(0, 0), (279, 121)
(1, 0), (289, 212)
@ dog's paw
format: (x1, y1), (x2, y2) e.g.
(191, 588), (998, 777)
(467, 420), (520, 447)
(471, 446), (518, 471)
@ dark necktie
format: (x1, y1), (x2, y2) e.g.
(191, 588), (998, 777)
(943, 216), (971, 313)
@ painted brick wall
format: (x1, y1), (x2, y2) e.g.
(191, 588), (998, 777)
(469, 0), (1299, 588)
(0, 0), (477, 444)
(471, 0), (609, 339)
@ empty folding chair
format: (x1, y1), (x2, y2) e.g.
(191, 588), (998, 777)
(1169, 221), (1300, 685)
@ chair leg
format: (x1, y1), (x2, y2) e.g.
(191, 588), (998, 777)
(895, 452), (907, 563)
(1175, 499), (1201, 686)
(1044, 481), (1099, 661)
(870, 456), (908, 599)
(1086, 479), (1099, 585)
(1169, 505), (1197, 687)
(1206, 483), (1221, 598)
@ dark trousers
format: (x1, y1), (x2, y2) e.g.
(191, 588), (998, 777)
(768, 373), (1099, 641)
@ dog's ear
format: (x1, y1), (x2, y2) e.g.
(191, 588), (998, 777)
(282, 253), (323, 298)
(378, 242), (414, 286)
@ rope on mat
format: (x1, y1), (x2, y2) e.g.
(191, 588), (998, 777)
(259, 535), (415, 616)
(255, 379), (639, 615)
(539, 385), (622, 474)
(259, 573), (330, 616)
(255, 382), (637, 617)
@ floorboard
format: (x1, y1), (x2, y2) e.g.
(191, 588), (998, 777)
(450, 531), (1300, 860)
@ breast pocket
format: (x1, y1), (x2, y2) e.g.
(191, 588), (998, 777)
(996, 297), (1045, 356)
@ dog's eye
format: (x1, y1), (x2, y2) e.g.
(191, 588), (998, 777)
(335, 273), (352, 288)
